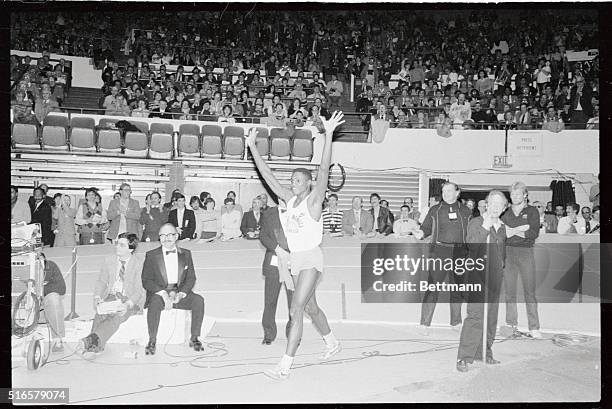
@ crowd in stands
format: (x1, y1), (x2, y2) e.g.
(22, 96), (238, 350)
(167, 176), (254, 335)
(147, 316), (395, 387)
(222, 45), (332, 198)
(11, 180), (601, 249)
(11, 10), (599, 132)
(10, 52), (73, 125)
(96, 63), (341, 130)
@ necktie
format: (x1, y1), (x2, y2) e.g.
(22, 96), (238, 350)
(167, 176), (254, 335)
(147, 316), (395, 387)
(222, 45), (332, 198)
(119, 260), (126, 281)
(166, 249), (177, 255)
(585, 220), (591, 233)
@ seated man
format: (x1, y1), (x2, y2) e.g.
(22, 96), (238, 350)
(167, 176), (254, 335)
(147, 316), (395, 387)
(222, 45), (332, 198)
(142, 223), (205, 355)
(393, 205), (420, 238)
(220, 197), (243, 240)
(342, 196), (374, 238)
(79, 233), (145, 357)
(39, 253), (67, 353)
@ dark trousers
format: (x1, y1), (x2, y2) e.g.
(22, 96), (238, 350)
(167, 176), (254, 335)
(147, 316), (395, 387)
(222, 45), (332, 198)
(420, 245), (466, 327)
(457, 266), (503, 362)
(504, 246), (540, 330)
(570, 110), (587, 129)
(262, 269), (294, 342)
(147, 292), (205, 341)
(90, 308), (137, 348)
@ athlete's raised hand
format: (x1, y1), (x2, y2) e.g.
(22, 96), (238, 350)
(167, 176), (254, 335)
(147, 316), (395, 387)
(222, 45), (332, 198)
(246, 127), (258, 148)
(322, 111), (345, 137)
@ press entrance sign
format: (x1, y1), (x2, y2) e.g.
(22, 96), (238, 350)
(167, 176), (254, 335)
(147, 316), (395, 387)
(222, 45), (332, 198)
(508, 131), (542, 157)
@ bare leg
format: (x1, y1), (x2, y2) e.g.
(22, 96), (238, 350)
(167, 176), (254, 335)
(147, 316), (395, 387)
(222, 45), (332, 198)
(285, 268), (327, 357)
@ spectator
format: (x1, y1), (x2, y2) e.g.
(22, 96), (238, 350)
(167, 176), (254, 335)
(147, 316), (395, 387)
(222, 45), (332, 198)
(220, 197), (242, 241)
(34, 89), (60, 124)
(140, 191), (168, 242)
(107, 183), (141, 242)
(241, 197), (263, 239)
(557, 203), (584, 234)
(218, 105), (236, 123)
(190, 196), (206, 239)
(11, 90), (37, 125)
(588, 206), (600, 234)
(342, 196), (375, 238)
(449, 93), (472, 128)
(30, 187), (54, 246)
(569, 76), (593, 129)
(75, 188), (108, 245)
(322, 193), (343, 237)
(11, 185), (31, 224)
(53, 194), (77, 247)
(326, 73), (343, 109)
(369, 193), (394, 235)
(541, 106), (564, 133)
(200, 198), (221, 240)
(393, 205), (419, 238)
(131, 99), (150, 118)
(168, 193), (196, 240)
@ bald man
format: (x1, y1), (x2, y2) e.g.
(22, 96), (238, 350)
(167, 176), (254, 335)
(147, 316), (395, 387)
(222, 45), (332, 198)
(141, 223), (205, 355)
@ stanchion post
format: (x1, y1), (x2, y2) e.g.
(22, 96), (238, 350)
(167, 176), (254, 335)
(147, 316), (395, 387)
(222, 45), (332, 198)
(65, 247), (79, 320)
(341, 283), (347, 320)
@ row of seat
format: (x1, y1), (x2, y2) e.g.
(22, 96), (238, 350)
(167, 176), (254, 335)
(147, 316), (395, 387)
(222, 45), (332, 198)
(11, 116), (314, 161)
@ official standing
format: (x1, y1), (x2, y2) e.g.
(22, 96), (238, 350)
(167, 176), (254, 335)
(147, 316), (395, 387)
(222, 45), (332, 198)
(456, 190), (507, 372)
(501, 181), (542, 338)
(414, 182), (471, 333)
(259, 204), (294, 345)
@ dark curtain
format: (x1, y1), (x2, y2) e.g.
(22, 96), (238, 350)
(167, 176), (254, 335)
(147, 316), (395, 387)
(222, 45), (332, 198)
(429, 178), (447, 198)
(549, 180), (575, 208)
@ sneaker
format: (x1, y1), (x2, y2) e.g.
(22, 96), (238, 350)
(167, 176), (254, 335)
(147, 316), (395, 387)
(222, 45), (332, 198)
(263, 366), (289, 380)
(320, 342), (342, 360)
(530, 329), (542, 339)
(418, 325), (430, 336)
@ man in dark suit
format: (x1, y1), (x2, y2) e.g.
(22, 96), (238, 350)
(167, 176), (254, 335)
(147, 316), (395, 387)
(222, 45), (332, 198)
(141, 223), (205, 354)
(456, 191), (507, 372)
(30, 187), (54, 246)
(369, 193), (394, 235)
(149, 100), (174, 119)
(168, 193), (196, 240)
(241, 197), (263, 239)
(28, 183), (54, 209)
(259, 205), (294, 345)
(569, 76), (593, 129)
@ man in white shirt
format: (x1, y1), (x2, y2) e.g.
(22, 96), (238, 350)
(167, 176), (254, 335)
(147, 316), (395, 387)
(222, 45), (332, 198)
(141, 223), (205, 355)
(11, 185), (31, 224)
(393, 205), (419, 237)
(557, 203), (584, 234)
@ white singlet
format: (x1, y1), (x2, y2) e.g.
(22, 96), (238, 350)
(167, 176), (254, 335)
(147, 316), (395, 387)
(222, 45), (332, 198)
(284, 192), (322, 252)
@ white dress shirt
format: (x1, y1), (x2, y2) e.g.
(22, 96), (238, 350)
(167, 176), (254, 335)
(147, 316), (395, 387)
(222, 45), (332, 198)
(162, 248), (179, 285)
(177, 207), (185, 227)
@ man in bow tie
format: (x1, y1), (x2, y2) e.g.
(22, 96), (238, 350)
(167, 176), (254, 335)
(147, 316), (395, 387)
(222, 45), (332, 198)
(141, 223), (205, 355)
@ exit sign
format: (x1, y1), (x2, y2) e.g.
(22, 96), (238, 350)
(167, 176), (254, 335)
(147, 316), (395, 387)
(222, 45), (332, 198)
(493, 155), (512, 168)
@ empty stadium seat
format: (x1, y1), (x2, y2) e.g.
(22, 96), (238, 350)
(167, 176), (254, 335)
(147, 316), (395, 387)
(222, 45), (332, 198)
(149, 123), (175, 159)
(97, 118), (122, 153)
(178, 124), (201, 157)
(291, 128), (314, 161)
(41, 115), (69, 150)
(124, 121), (149, 158)
(269, 127), (291, 160)
(12, 123), (40, 149)
(223, 126), (245, 159)
(246, 127), (270, 160)
(201, 124), (223, 158)
(70, 116), (96, 152)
